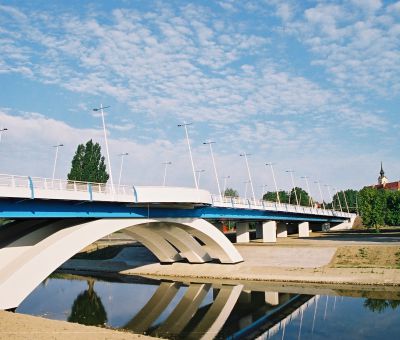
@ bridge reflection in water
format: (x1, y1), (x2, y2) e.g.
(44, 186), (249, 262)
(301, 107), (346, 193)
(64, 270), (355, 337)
(17, 275), (318, 339)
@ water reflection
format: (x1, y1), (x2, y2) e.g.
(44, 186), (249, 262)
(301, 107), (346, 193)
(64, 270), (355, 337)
(17, 275), (400, 339)
(68, 279), (107, 326)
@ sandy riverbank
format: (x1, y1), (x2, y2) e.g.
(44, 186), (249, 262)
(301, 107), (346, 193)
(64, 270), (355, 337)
(61, 232), (400, 287)
(0, 310), (156, 340)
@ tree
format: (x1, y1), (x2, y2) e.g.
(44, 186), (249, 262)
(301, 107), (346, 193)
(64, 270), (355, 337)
(358, 187), (386, 229)
(290, 187), (312, 206)
(67, 140), (109, 183)
(224, 188), (239, 197)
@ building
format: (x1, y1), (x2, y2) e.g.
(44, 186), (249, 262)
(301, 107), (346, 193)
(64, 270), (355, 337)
(370, 162), (400, 191)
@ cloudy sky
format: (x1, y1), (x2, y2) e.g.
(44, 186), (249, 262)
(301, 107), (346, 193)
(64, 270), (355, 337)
(0, 0), (399, 201)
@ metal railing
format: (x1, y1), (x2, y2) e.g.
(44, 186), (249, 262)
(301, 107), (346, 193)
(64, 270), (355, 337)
(0, 173), (352, 218)
(211, 195), (352, 218)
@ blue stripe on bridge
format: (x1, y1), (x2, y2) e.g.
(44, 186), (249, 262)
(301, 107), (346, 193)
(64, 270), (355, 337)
(0, 198), (347, 223)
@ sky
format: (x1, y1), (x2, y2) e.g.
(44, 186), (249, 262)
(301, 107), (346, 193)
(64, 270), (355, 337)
(0, 0), (399, 201)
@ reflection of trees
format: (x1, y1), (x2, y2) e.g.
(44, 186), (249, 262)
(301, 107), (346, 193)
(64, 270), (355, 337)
(68, 279), (107, 326)
(364, 299), (400, 313)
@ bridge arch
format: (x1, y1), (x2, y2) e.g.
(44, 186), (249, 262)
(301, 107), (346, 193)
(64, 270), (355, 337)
(0, 218), (243, 310)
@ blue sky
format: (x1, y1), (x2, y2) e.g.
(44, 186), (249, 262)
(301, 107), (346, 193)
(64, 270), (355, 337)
(0, 0), (399, 200)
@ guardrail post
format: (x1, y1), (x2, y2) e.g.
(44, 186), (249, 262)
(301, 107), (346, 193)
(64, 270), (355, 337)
(132, 185), (138, 203)
(28, 176), (34, 199)
(230, 197), (234, 208)
(73, 181), (77, 192)
(88, 183), (93, 201)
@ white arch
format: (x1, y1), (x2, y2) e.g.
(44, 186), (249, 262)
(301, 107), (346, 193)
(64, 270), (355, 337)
(0, 217), (243, 310)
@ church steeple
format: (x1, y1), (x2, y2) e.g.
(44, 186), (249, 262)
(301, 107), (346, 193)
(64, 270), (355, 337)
(378, 161), (388, 185)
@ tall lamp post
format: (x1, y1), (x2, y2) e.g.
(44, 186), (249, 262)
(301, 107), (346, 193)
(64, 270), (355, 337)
(195, 169), (205, 187)
(286, 170), (299, 206)
(203, 141), (222, 199)
(240, 153), (256, 203)
(93, 104), (114, 194)
(52, 143), (64, 182)
(117, 152), (128, 188)
(222, 175), (230, 197)
(178, 122), (198, 189)
(333, 187), (343, 212)
(301, 175), (313, 207)
(162, 161), (172, 186)
(266, 162), (280, 204)
(243, 180), (250, 201)
(0, 128), (8, 144)
(314, 180), (326, 210)
(324, 184), (334, 211)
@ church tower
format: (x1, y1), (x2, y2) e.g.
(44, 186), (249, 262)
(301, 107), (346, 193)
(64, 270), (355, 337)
(378, 162), (388, 185)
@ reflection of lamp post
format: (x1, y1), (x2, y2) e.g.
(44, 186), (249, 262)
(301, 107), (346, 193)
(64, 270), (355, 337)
(93, 104), (114, 193)
(240, 153), (256, 202)
(203, 141), (222, 199)
(286, 170), (299, 206)
(0, 128), (8, 144)
(266, 162), (280, 204)
(314, 181), (326, 210)
(301, 176), (313, 207)
(222, 175), (230, 197)
(178, 122), (197, 189)
(117, 153), (128, 187)
(195, 169), (205, 187)
(162, 161), (172, 186)
(52, 143), (64, 181)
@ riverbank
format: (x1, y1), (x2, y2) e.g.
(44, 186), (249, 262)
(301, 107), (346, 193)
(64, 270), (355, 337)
(0, 310), (156, 340)
(60, 230), (400, 287)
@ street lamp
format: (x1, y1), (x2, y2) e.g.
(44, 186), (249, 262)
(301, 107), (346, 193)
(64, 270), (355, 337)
(240, 153), (256, 203)
(203, 141), (222, 199)
(117, 153), (128, 188)
(333, 187), (343, 212)
(162, 161), (172, 186)
(286, 170), (299, 206)
(314, 180), (326, 210)
(52, 143), (64, 182)
(266, 162), (280, 204)
(243, 180), (250, 201)
(324, 184), (334, 210)
(93, 104), (114, 193)
(178, 122), (198, 189)
(222, 175), (230, 197)
(260, 184), (268, 200)
(0, 128), (8, 144)
(301, 176), (313, 207)
(195, 169), (205, 187)
(341, 189), (350, 213)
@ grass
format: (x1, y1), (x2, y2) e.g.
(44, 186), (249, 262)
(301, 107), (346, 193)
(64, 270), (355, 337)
(330, 245), (400, 269)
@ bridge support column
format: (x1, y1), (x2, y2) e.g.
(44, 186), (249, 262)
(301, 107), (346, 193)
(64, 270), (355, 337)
(236, 222), (250, 243)
(277, 222), (288, 238)
(298, 222), (310, 237)
(256, 221), (277, 243)
(265, 292), (279, 305)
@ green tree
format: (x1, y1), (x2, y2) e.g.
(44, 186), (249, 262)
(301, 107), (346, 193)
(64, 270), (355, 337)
(67, 140), (109, 183)
(291, 187), (312, 206)
(385, 191), (400, 226)
(224, 188), (239, 197)
(359, 187), (386, 229)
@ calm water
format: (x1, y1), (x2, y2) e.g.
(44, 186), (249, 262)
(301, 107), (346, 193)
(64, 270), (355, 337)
(16, 274), (400, 339)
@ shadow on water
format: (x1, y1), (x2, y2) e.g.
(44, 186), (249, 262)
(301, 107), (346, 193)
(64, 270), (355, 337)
(16, 273), (400, 340)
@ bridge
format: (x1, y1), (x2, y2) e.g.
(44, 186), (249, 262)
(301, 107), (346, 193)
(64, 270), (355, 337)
(0, 173), (355, 310)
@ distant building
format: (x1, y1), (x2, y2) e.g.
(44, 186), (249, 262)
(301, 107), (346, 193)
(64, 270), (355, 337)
(369, 162), (400, 191)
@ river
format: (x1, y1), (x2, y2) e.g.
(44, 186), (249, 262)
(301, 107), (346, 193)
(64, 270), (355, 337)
(16, 273), (400, 339)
